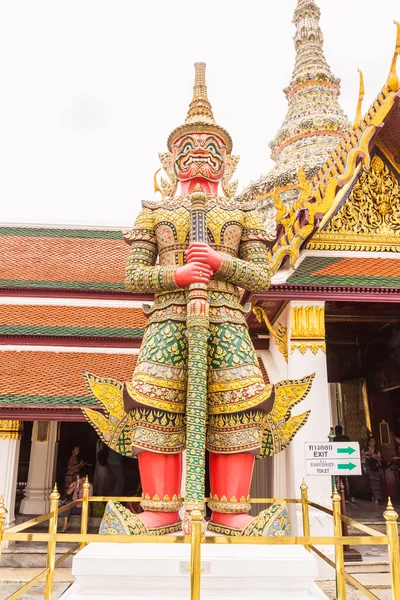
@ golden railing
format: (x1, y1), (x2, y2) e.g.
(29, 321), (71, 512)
(0, 482), (399, 600)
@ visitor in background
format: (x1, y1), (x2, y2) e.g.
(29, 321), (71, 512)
(61, 469), (93, 533)
(362, 436), (383, 504)
(94, 439), (110, 495)
(333, 425), (355, 503)
(64, 445), (85, 493)
(107, 447), (125, 497)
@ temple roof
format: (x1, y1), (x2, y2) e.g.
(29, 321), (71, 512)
(0, 304), (146, 339)
(286, 256), (400, 288)
(237, 0), (350, 235)
(0, 350), (139, 413)
(0, 226), (130, 293)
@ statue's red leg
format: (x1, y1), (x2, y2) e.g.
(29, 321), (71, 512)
(209, 452), (255, 528)
(137, 451), (182, 528)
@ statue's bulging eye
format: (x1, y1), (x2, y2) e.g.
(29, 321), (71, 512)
(183, 144), (192, 154)
(207, 145), (217, 155)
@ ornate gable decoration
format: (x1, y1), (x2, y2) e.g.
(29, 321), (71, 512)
(308, 154), (400, 252)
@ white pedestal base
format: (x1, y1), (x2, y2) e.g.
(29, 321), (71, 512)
(61, 542), (328, 600)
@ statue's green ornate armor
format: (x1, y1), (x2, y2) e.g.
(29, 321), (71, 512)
(84, 195), (311, 459)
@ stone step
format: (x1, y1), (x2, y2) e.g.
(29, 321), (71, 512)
(345, 561), (390, 574)
(1, 543), (77, 568)
(2, 518), (101, 568)
(355, 572), (392, 589)
(0, 582), (71, 599)
(0, 567), (74, 583)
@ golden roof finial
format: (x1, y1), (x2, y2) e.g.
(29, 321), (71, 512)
(387, 21), (400, 92)
(185, 62), (215, 124)
(353, 68), (365, 129)
(167, 63), (233, 153)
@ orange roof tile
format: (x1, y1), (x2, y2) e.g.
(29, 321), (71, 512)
(287, 256), (400, 288)
(0, 230), (130, 291)
(0, 304), (147, 337)
(0, 350), (138, 400)
(313, 258), (400, 278)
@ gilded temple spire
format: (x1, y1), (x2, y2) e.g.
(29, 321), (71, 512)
(269, 0), (349, 169)
(238, 0), (350, 236)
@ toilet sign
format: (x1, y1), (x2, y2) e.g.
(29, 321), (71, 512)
(305, 442), (362, 476)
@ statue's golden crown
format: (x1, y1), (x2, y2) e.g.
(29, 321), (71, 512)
(167, 62), (233, 153)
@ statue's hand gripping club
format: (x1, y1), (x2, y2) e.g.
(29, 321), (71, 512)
(174, 261), (212, 287)
(185, 242), (222, 273)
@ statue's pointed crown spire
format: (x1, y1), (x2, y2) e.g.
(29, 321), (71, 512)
(185, 62), (215, 124)
(167, 62), (233, 153)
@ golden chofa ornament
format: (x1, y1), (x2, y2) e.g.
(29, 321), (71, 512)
(167, 62), (233, 154)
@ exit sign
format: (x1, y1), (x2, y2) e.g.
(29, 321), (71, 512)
(305, 442), (362, 476)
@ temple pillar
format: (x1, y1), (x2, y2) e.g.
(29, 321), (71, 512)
(285, 301), (334, 579)
(20, 421), (58, 515)
(0, 421), (23, 535)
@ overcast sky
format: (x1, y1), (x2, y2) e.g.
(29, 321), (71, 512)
(0, 0), (398, 227)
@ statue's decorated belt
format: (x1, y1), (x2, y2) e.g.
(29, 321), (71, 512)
(155, 279), (240, 296)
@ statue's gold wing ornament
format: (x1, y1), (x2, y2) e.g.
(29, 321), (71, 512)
(262, 374), (314, 456)
(82, 372), (186, 457)
(82, 372), (133, 456)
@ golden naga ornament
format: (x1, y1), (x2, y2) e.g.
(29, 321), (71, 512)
(252, 304), (288, 362)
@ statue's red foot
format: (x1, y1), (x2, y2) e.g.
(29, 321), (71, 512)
(208, 503), (292, 537)
(210, 512), (253, 529)
(137, 510), (180, 529)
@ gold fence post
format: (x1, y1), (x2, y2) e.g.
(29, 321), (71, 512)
(80, 476), (90, 550)
(0, 495), (8, 560)
(332, 487), (346, 600)
(190, 506), (203, 600)
(44, 483), (60, 600)
(384, 498), (400, 600)
(300, 480), (310, 551)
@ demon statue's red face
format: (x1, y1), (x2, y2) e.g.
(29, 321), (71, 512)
(172, 132), (227, 195)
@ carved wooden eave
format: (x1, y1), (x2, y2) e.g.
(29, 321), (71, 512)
(267, 82), (400, 274)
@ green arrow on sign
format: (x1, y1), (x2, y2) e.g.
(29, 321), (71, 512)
(337, 446), (356, 455)
(338, 462), (357, 471)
